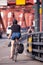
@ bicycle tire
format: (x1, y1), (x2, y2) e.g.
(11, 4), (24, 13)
(14, 42), (18, 61)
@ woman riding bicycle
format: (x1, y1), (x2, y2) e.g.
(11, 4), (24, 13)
(8, 19), (21, 60)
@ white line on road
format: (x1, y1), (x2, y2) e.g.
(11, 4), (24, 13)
(0, 56), (9, 61)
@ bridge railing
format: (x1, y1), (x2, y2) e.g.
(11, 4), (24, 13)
(27, 32), (43, 62)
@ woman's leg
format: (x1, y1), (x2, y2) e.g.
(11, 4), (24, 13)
(10, 40), (15, 58)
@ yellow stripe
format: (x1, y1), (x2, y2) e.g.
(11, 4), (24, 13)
(39, 8), (42, 14)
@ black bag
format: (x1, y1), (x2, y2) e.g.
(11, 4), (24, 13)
(8, 42), (11, 47)
(8, 42), (24, 54)
(18, 43), (24, 54)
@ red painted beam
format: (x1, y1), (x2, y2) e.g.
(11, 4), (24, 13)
(8, 0), (34, 5)
(8, 0), (42, 5)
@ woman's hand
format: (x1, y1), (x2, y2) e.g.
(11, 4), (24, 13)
(7, 36), (10, 39)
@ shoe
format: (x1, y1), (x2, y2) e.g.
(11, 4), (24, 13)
(9, 56), (14, 61)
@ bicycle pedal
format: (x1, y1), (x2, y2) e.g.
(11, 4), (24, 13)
(14, 60), (17, 62)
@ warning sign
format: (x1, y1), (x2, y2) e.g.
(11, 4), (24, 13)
(16, 0), (26, 5)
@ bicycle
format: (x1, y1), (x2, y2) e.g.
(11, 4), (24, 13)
(14, 39), (19, 62)
(9, 38), (24, 62)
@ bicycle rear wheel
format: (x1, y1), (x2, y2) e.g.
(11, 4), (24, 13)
(14, 42), (19, 62)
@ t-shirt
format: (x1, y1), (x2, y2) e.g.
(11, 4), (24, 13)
(11, 24), (21, 33)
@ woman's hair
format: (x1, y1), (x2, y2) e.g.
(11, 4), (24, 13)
(13, 19), (17, 25)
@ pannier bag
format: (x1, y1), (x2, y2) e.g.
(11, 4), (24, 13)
(18, 43), (24, 54)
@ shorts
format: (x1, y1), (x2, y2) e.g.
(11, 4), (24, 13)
(11, 32), (21, 40)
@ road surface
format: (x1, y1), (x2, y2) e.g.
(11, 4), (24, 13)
(0, 34), (43, 65)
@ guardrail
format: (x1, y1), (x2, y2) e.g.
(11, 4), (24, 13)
(27, 32), (43, 62)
